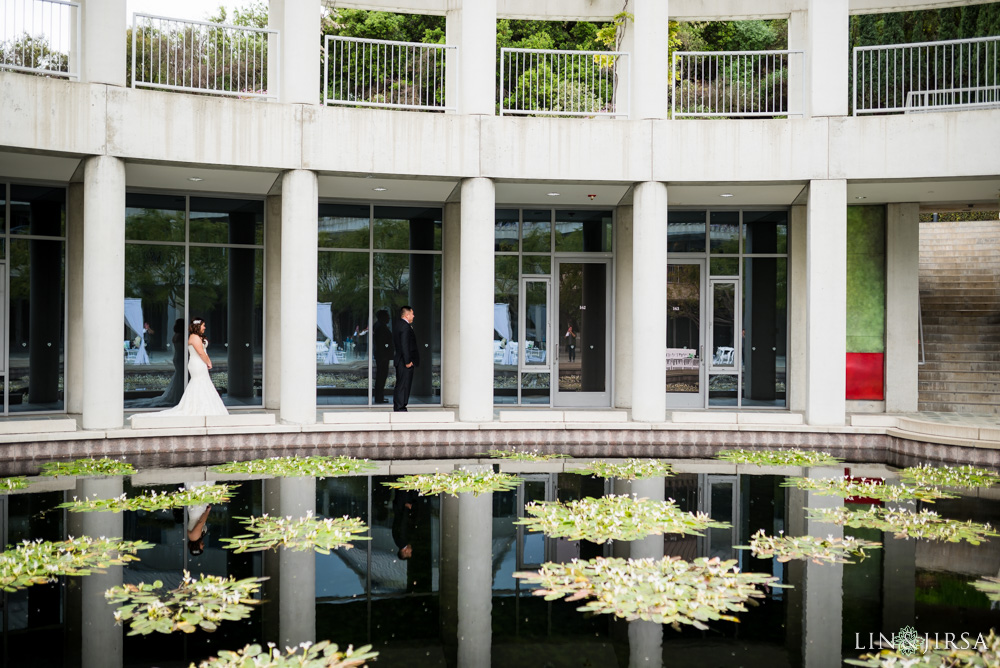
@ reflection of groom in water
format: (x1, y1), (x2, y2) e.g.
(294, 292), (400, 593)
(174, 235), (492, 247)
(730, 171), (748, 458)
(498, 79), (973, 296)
(391, 487), (432, 592)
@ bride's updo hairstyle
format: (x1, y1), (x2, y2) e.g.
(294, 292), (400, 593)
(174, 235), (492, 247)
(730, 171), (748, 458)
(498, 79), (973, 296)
(188, 318), (206, 340)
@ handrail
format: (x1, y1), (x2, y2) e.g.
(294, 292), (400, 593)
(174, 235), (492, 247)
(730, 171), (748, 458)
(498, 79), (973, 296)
(0, 0), (80, 79)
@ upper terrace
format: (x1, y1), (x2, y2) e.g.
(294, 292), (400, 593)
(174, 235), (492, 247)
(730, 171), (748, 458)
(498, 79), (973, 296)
(1, 0), (998, 120)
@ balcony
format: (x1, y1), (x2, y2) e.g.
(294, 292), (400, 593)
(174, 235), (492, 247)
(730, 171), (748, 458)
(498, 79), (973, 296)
(0, 0), (78, 79)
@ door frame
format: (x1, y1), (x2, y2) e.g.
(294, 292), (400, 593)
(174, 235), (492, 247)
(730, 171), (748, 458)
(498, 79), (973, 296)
(552, 257), (612, 408)
(708, 277), (742, 407)
(666, 259), (707, 409)
(518, 275), (551, 404)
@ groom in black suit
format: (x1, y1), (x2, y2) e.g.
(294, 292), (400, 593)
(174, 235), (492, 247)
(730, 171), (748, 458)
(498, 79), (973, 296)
(392, 306), (419, 411)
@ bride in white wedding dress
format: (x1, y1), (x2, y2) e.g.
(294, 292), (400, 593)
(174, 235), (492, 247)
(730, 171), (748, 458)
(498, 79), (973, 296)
(151, 318), (228, 417)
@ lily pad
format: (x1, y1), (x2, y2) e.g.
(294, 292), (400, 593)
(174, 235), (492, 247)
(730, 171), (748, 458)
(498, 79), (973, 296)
(40, 457), (136, 477)
(221, 514), (370, 554)
(899, 464), (1000, 490)
(782, 476), (954, 503)
(808, 506), (998, 545)
(715, 448), (842, 467)
(106, 571), (264, 636)
(514, 556), (781, 629)
(485, 449), (570, 462)
(972, 577), (1000, 602)
(0, 536), (152, 592)
(58, 484), (236, 513)
(191, 640), (379, 667)
(210, 455), (377, 478)
(567, 459), (674, 480)
(516, 495), (730, 543)
(740, 528), (881, 564)
(383, 470), (523, 497)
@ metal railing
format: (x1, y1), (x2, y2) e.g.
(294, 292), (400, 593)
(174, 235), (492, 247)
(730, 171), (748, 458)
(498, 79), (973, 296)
(131, 13), (277, 99)
(853, 36), (1000, 115)
(324, 35), (454, 111)
(499, 47), (630, 118)
(0, 0), (78, 78)
(670, 50), (805, 118)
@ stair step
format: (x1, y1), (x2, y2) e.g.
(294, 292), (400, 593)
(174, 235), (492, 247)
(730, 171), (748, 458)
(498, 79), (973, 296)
(919, 381), (1000, 392)
(919, 370), (1000, 382)
(919, 361), (1000, 372)
(918, 402), (1000, 414)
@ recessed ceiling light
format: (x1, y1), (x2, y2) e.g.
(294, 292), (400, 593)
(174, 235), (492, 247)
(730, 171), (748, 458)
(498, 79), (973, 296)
(373, 187), (388, 192)
(720, 193), (734, 198)
(547, 192), (560, 197)
(188, 177), (204, 182)
(854, 196), (867, 200)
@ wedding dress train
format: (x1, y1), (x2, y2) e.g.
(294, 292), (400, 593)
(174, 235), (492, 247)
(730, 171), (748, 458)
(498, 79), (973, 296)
(149, 345), (228, 417)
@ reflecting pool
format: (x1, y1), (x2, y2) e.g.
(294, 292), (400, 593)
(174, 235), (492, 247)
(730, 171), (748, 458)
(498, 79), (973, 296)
(3, 460), (998, 667)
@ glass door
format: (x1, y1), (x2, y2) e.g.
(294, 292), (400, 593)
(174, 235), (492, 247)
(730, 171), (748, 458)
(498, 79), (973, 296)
(708, 279), (740, 406)
(518, 277), (550, 404)
(553, 259), (610, 407)
(666, 261), (705, 408)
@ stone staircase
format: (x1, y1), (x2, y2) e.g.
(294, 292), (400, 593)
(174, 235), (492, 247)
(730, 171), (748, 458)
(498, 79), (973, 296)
(918, 220), (1000, 413)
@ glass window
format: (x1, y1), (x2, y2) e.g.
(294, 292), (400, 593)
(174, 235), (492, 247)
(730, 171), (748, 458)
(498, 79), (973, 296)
(124, 244), (186, 410)
(554, 210), (612, 252)
(494, 256), (518, 404)
(9, 185), (65, 237)
(710, 211), (740, 254)
(126, 193), (185, 242)
(188, 246), (264, 406)
(319, 203), (370, 249)
(316, 477), (368, 599)
(521, 372), (550, 404)
(522, 255), (550, 275)
(495, 209), (519, 252)
(743, 211), (788, 254)
(522, 210), (551, 252)
(668, 210), (706, 253)
(373, 206), (442, 251)
(318, 251), (370, 405)
(9, 237), (65, 412)
(710, 257), (739, 276)
(742, 258), (787, 407)
(190, 197), (264, 245)
(0, 184), (5, 258)
(374, 253), (441, 405)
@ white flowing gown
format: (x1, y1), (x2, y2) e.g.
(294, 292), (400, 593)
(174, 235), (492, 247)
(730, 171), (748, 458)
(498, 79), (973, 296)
(152, 345), (228, 416)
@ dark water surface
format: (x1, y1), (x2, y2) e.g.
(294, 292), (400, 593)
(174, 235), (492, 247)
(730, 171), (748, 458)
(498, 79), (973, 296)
(3, 461), (998, 668)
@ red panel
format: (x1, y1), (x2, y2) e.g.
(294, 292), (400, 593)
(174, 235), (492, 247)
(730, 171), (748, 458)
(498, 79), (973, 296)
(846, 352), (884, 401)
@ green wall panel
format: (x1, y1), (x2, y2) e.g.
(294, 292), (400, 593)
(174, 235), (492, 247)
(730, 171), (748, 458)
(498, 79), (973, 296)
(846, 206), (885, 354)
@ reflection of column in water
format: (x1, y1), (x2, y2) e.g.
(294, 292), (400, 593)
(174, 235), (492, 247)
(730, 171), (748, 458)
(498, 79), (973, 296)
(28, 199), (63, 404)
(457, 467), (492, 668)
(409, 220), (435, 399)
(263, 477), (317, 648)
(785, 467), (843, 668)
(66, 477), (124, 668)
(440, 493), (460, 665)
(228, 216), (257, 399)
(881, 478), (915, 635)
(628, 477), (664, 668)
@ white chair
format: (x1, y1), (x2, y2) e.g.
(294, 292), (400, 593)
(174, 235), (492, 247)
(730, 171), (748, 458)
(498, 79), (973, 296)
(713, 346), (735, 366)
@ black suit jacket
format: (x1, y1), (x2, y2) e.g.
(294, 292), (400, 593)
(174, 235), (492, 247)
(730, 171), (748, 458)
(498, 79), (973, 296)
(393, 317), (420, 367)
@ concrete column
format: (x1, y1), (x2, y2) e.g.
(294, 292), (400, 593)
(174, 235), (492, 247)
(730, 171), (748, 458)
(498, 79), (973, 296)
(620, 0), (670, 120)
(885, 204), (920, 413)
(262, 477), (317, 648)
(268, 0), (320, 104)
(80, 0), (126, 86)
(805, 180), (847, 426)
(66, 478), (124, 668)
(806, 0), (849, 117)
(631, 182), (668, 422)
(787, 10), (807, 117)
(789, 205), (807, 413)
(786, 468), (844, 668)
(446, 0), (496, 116)
(442, 201), (461, 407)
(264, 194), (281, 410)
(66, 182), (84, 415)
(458, 178), (494, 422)
(279, 170), (318, 424)
(82, 156), (125, 430)
(614, 203), (633, 409)
(457, 487), (492, 668)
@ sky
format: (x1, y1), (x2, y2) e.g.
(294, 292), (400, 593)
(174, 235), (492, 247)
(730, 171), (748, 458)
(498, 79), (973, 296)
(126, 0), (255, 23)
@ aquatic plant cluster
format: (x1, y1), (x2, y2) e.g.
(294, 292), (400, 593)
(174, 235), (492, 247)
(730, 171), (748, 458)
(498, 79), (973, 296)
(715, 448), (843, 467)
(743, 529), (881, 564)
(515, 556), (781, 629)
(899, 464), (1000, 490)
(58, 484), (237, 513)
(384, 469), (524, 497)
(106, 571), (265, 635)
(485, 449), (570, 461)
(807, 506), (998, 545)
(517, 494), (730, 543)
(40, 457), (137, 477)
(191, 641), (379, 668)
(210, 456), (377, 478)
(222, 514), (371, 554)
(0, 537), (152, 592)
(0, 476), (27, 493)
(567, 458), (674, 480)
(782, 476), (955, 503)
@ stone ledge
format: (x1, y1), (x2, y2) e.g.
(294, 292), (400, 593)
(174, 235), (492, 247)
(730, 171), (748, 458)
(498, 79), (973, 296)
(0, 418), (77, 435)
(323, 412), (391, 424)
(897, 418), (980, 440)
(130, 414), (205, 429)
(498, 410), (565, 422)
(206, 413), (276, 427)
(737, 412), (803, 425)
(563, 410), (628, 423)
(850, 414), (899, 427)
(389, 411), (456, 424)
(671, 411), (738, 424)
